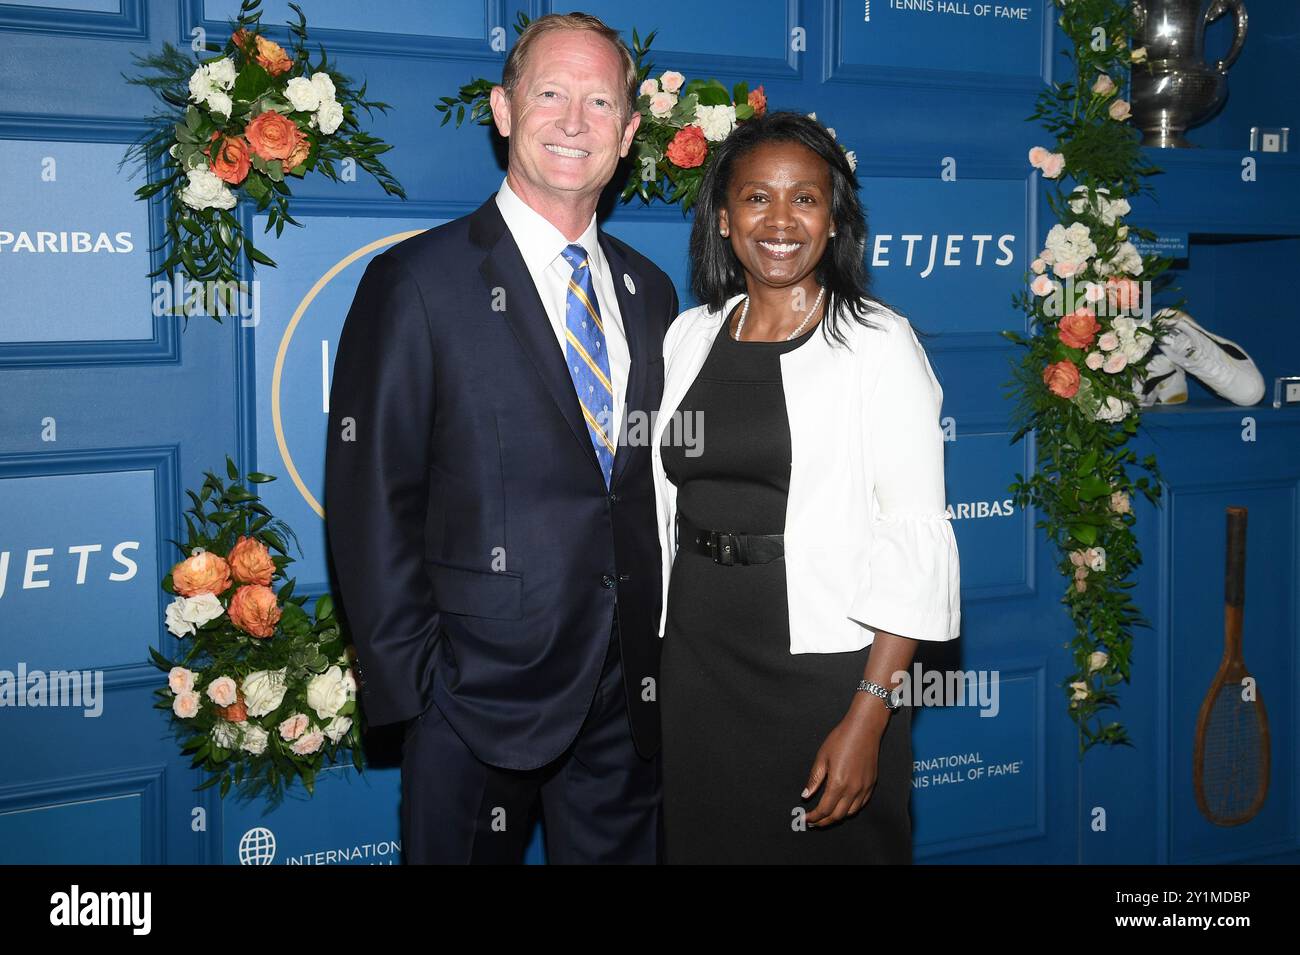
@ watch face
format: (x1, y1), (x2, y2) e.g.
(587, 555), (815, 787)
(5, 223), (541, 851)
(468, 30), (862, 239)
(888, 687), (905, 709)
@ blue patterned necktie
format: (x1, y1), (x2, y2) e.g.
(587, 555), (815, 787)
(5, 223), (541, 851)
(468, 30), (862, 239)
(560, 243), (615, 487)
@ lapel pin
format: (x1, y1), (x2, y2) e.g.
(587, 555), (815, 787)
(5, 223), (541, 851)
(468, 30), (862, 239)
(624, 273), (636, 295)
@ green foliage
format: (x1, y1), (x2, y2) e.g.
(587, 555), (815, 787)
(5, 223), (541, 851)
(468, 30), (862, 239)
(1004, 0), (1188, 758)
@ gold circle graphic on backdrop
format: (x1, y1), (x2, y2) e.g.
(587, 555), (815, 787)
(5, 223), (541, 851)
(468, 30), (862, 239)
(271, 230), (427, 519)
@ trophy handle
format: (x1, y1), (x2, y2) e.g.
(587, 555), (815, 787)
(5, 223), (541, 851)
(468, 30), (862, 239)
(1205, 0), (1248, 74)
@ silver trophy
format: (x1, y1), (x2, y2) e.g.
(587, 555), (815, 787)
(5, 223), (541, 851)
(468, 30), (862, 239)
(1130, 0), (1248, 148)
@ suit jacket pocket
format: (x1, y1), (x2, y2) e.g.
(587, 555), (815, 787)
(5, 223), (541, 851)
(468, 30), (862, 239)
(423, 558), (523, 620)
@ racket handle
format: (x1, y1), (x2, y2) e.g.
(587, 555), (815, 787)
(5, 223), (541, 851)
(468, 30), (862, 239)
(1225, 506), (1247, 608)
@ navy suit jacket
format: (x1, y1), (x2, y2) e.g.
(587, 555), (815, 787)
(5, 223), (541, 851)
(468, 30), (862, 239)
(324, 196), (677, 770)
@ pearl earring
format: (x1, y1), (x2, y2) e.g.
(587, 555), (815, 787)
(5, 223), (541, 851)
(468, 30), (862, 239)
(830, 230), (837, 238)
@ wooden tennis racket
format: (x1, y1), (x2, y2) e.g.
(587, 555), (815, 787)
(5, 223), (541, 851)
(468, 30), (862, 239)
(1193, 506), (1270, 826)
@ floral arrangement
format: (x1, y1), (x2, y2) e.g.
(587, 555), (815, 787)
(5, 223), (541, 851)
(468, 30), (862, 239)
(123, 0), (404, 319)
(150, 458), (361, 801)
(436, 14), (854, 212)
(1003, 0), (1185, 755)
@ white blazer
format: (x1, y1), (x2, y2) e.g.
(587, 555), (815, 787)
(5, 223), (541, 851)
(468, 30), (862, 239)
(651, 293), (961, 653)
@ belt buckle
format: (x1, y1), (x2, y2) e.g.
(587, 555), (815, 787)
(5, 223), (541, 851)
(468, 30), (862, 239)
(709, 531), (737, 566)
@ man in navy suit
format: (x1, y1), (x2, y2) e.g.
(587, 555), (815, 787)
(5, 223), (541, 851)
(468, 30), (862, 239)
(324, 12), (677, 863)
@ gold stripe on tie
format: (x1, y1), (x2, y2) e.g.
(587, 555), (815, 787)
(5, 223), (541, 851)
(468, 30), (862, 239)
(566, 280), (605, 334)
(580, 401), (616, 452)
(564, 329), (614, 394)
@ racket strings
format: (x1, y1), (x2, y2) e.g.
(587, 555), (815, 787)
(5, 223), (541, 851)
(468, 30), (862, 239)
(1202, 685), (1264, 820)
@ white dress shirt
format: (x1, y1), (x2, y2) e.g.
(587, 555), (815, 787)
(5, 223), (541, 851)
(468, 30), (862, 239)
(651, 294), (961, 653)
(495, 177), (630, 447)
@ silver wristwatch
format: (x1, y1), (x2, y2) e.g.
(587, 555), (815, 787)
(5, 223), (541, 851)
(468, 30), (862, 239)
(858, 679), (904, 711)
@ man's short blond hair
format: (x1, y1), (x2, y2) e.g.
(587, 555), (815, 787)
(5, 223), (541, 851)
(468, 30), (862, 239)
(501, 12), (639, 120)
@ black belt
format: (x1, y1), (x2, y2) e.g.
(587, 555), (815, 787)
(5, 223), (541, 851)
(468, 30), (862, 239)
(677, 515), (784, 566)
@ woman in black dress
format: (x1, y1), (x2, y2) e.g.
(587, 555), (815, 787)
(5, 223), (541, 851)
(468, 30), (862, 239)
(651, 113), (960, 864)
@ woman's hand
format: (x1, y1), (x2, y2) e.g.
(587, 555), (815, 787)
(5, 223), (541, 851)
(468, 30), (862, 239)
(802, 699), (890, 828)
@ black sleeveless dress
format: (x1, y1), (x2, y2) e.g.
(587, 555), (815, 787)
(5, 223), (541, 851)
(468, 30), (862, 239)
(659, 309), (914, 865)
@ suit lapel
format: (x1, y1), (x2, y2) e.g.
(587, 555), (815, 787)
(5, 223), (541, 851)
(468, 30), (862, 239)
(475, 201), (602, 478)
(600, 232), (647, 491)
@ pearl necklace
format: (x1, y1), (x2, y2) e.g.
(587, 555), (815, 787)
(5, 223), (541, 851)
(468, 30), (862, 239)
(733, 285), (826, 342)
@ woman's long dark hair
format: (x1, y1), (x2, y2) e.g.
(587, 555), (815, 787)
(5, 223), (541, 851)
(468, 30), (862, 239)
(689, 111), (896, 346)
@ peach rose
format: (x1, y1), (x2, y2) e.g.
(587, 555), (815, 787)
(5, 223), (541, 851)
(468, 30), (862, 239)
(1106, 277), (1141, 313)
(252, 34), (293, 76)
(231, 28), (252, 53)
(1109, 99), (1131, 122)
(1092, 74), (1116, 96)
(1103, 351), (1128, 373)
(748, 85), (767, 118)
(1110, 490), (1131, 513)
(171, 550), (232, 597)
(1098, 331), (1120, 351)
(1030, 274), (1057, 297)
(279, 712), (309, 741)
(665, 124), (708, 169)
(172, 691), (200, 719)
(245, 110), (305, 162)
(285, 131), (311, 172)
(228, 584), (282, 638)
(291, 729), (325, 756)
(1085, 350), (1105, 370)
(206, 676), (238, 707)
(659, 70), (684, 94)
(168, 666), (196, 694)
(1040, 152), (1065, 178)
(1043, 360), (1081, 398)
(228, 535), (275, 585)
(206, 132), (251, 185)
(1059, 307), (1100, 349)
(1028, 146), (1049, 167)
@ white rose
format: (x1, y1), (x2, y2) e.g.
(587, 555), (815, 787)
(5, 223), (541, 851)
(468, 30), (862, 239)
(164, 593), (225, 637)
(693, 104), (736, 142)
(324, 715), (353, 744)
(1131, 46), (1147, 64)
(309, 71), (336, 104)
(285, 75), (321, 112)
(1095, 395), (1132, 422)
(1070, 681), (1089, 701)
(205, 90), (233, 119)
(206, 58), (237, 90)
(659, 70), (684, 94)
(1067, 186), (1130, 226)
(180, 166), (236, 211)
(243, 668), (289, 718)
(638, 78), (659, 97)
(1121, 330), (1154, 362)
(306, 666), (350, 720)
(211, 720), (240, 749)
(1089, 651), (1109, 672)
(844, 149), (857, 172)
(1087, 547), (1107, 572)
(1044, 221), (1097, 273)
(315, 99), (344, 136)
(240, 723), (269, 755)
(188, 66), (213, 104)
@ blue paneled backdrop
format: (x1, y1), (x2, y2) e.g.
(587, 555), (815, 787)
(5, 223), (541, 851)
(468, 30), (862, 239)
(1, 0), (1297, 865)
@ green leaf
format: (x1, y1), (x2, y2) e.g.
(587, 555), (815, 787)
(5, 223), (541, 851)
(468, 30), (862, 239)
(1077, 475), (1111, 501)
(226, 456), (239, 480)
(1069, 523), (1098, 546)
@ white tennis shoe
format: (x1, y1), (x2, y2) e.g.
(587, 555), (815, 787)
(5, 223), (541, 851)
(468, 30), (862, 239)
(1153, 309), (1264, 406)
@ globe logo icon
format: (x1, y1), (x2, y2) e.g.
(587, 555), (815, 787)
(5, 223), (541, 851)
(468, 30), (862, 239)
(239, 827), (277, 865)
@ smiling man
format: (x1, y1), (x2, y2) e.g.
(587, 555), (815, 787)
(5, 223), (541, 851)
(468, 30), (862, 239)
(325, 12), (678, 864)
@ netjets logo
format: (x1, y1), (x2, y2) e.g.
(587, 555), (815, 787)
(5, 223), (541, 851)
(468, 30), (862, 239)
(239, 826), (277, 865)
(871, 233), (1017, 278)
(0, 230), (134, 254)
(946, 498), (1017, 520)
(0, 541), (141, 598)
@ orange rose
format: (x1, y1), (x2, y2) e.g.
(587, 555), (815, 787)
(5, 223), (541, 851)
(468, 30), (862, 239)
(1043, 360), (1081, 398)
(228, 584), (282, 638)
(218, 691), (247, 723)
(748, 85), (767, 118)
(285, 131), (312, 172)
(206, 132), (251, 185)
(666, 124), (708, 169)
(1058, 306), (1100, 349)
(171, 550), (232, 597)
(253, 35), (293, 76)
(245, 110), (305, 162)
(231, 28), (252, 54)
(228, 535), (275, 585)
